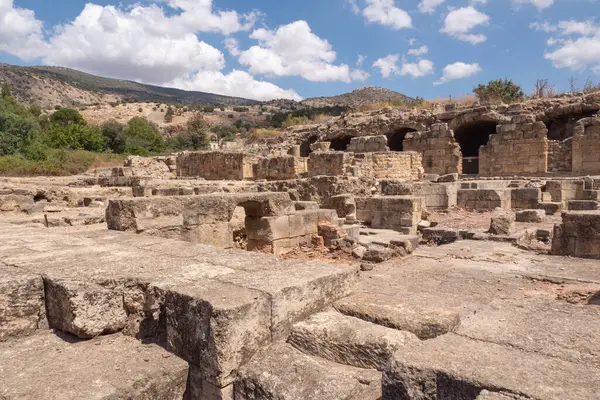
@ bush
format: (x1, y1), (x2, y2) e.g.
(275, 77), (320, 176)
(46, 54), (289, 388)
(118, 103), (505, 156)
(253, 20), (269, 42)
(233, 106), (249, 113)
(473, 79), (524, 103)
(0, 112), (41, 156)
(168, 114), (209, 150)
(29, 105), (42, 117)
(50, 108), (85, 126)
(164, 106), (174, 123)
(124, 117), (164, 154)
(282, 115), (310, 128)
(211, 124), (237, 142)
(101, 120), (127, 153)
(42, 123), (105, 152)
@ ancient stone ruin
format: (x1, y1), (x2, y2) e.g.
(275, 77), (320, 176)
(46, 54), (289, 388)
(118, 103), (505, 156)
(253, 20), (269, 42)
(1, 92), (600, 399)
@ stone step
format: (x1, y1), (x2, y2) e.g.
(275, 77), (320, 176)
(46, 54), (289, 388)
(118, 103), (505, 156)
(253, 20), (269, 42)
(0, 331), (188, 399)
(288, 310), (418, 370)
(235, 342), (382, 400)
(584, 190), (600, 201)
(334, 292), (460, 340)
(538, 201), (561, 215)
(382, 333), (600, 400)
(567, 200), (599, 211)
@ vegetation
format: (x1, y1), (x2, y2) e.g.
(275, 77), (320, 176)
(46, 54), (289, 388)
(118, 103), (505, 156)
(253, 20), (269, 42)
(473, 79), (524, 103)
(266, 105), (347, 128)
(232, 106), (249, 113)
(167, 114), (209, 150)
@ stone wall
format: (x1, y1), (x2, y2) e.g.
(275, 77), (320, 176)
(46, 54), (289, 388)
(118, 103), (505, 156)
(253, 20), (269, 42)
(403, 123), (462, 175)
(347, 135), (389, 153)
(253, 155), (303, 181)
(479, 115), (549, 176)
(307, 152), (351, 177)
(548, 138), (572, 173)
(457, 189), (512, 211)
(307, 151), (422, 181)
(176, 151), (253, 180)
(572, 118), (600, 175)
(552, 211), (600, 259)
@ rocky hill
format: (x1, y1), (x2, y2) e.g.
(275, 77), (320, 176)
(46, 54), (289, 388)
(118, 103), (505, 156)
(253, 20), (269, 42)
(301, 86), (414, 108)
(0, 64), (259, 109)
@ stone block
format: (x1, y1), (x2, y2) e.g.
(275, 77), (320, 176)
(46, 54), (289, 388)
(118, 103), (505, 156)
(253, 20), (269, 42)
(0, 265), (45, 341)
(188, 366), (234, 400)
(382, 333), (600, 400)
(163, 280), (272, 387)
(235, 343), (382, 400)
(438, 173), (458, 183)
(294, 201), (319, 211)
(511, 188), (541, 210)
(335, 293), (460, 340)
(44, 278), (127, 339)
(489, 213), (516, 235)
(288, 311), (418, 371)
(515, 209), (545, 223)
(245, 216), (290, 241)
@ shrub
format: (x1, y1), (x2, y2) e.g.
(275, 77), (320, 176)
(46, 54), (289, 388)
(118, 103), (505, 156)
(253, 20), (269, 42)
(29, 105), (42, 117)
(124, 117), (164, 154)
(50, 108), (85, 126)
(233, 106), (249, 112)
(101, 120), (127, 153)
(164, 106), (174, 123)
(42, 123), (105, 152)
(473, 79), (524, 103)
(282, 115), (310, 128)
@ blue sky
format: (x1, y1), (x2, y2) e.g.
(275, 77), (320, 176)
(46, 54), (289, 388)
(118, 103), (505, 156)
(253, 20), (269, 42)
(1, 0), (599, 101)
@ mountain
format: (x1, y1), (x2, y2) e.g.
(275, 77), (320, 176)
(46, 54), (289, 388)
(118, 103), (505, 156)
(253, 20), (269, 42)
(0, 64), (259, 109)
(301, 86), (414, 108)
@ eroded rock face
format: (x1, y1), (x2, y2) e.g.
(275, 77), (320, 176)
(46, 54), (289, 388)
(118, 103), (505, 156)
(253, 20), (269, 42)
(44, 278), (127, 339)
(516, 209), (545, 223)
(0, 266), (45, 341)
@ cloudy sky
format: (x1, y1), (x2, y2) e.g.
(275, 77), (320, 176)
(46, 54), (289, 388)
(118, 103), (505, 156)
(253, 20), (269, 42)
(0, 0), (598, 101)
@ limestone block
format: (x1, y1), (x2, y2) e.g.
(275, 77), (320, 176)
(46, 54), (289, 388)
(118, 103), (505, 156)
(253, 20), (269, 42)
(438, 173), (458, 183)
(288, 311), (418, 371)
(489, 213), (516, 235)
(0, 265), (45, 341)
(330, 194), (357, 220)
(0, 194), (33, 212)
(245, 216), (290, 241)
(294, 201), (319, 211)
(511, 188), (541, 210)
(45, 278), (127, 339)
(516, 209), (545, 223)
(188, 366), (234, 400)
(235, 343), (382, 400)
(163, 280), (272, 387)
(335, 293), (461, 340)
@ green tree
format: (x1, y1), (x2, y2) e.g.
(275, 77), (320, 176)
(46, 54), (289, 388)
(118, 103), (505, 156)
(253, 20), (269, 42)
(473, 79), (524, 103)
(0, 112), (41, 156)
(124, 117), (164, 154)
(50, 108), (85, 126)
(100, 120), (127, 153)
(164, 106), (174, 123)
(170, 114), (209, 150)
(29, 105), (42, 117)
(42, 123), (105, 152)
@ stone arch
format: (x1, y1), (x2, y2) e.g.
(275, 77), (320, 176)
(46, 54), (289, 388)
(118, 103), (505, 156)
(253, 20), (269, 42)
(453, 119), (500, 174)
(330, 135), (354, 151)
(544, 105), (599, 141)
(385, 123), (424, 152)
(299, 135), (319, 157)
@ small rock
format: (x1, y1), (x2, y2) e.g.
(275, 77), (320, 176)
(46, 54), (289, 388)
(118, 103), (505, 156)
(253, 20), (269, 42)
(352, 245), (367, 259)
(360, 263), (375, 271)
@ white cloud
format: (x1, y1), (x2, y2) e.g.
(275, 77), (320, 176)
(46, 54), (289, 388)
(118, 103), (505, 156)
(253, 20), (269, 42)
(533, 19), (600, 73)
(238, 20), (368, 83)
(418, 0), (445, 14)
(373, 54), (400, 78)
(357, 54), (366, 67)
(224, 37), (241, 56)
(170, 69), (302, 101)
(434, 62), (482, 85)
(373, 55), (434, 78)
(363, 0), (412, 29)
(0, 0), (46, 59)
(513, 0), (554, 10)
(440, 6), (490, 45)
(408, 45), (428, 56)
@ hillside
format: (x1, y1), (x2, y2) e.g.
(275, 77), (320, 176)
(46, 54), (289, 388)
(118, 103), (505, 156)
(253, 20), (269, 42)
(0, 64), (259, 109)
(301, 86), (414, 108)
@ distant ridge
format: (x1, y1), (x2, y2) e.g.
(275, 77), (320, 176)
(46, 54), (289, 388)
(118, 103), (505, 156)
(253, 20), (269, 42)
(0, 63), (259, 108)
(300, 86), (414, 108)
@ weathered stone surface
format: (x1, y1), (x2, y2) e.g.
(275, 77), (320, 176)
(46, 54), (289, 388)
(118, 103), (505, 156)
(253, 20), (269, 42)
(214, 261), (359, 339)
(515, 209), (545, 223)
(438, 173), (458, 183)
(288, 311), (418, 370)
(0, 332), (188, 399)
(188, 365), (234, 400)
(552, 210), (600, 259)
(0, 265), (45, 341)
(44, 278), (127, 339)
(383, 333), (600, 400)
(163, 280), (271, 387)
(335, 292), (460, 340)
(235, 343), (382, 400)
(489, 212), (516, 235)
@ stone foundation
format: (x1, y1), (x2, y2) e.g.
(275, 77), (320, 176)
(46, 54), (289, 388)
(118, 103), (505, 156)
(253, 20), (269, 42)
(403, 123), (462, 175)
(176, 151), (254, 180)
(552, 211), (600, 259)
